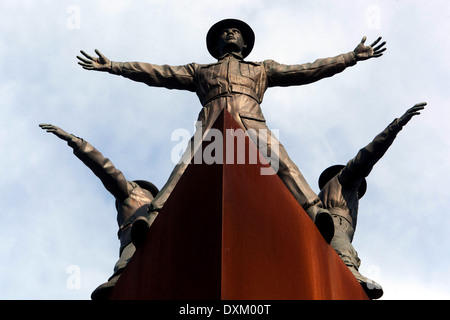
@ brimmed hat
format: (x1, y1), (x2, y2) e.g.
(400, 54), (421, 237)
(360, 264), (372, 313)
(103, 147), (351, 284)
(206, 18), (255, 59)
(318, 165), (367, 199)
(133, 180), (159, 198)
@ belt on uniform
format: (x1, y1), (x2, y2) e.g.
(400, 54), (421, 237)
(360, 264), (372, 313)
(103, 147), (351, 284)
(329, 207), (354, 226)
(202, 84), (261, 105)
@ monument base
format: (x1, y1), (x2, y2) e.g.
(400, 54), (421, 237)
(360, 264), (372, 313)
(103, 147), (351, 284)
(109, 109), (369, 300)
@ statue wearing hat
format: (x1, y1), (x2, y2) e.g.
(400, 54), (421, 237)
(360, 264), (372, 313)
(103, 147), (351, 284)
(39, 124), (159, 300)
(317, 102), (426, 299)
(77, 19), (386, 244)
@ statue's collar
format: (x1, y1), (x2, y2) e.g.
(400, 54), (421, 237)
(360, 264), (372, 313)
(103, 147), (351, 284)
(218, 52), (244, 61)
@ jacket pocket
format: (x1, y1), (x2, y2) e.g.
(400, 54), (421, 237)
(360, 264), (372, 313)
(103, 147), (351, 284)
(239, 61), (261, 82)
(200, 62), (223, 79)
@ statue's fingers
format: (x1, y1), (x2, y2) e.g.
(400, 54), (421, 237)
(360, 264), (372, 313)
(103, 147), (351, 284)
(370, 36), (382, 47)
(78, 62), (94, 69)
(373, 41), (386, 51)
(372, 53), (384, 58)
(360, 36), (367, 44)
(414, 102), (427, 108)
(80, 50), (95, 60)
(410, 107), (425, 114)
(76, 55), (92, 64)
(94, 49), (105, 58)
(407, 105), (425, 114)
(42, 127), (57, 133)
(373, 47), (387, 55)
(39, 123), (55, 129)
(79, 65), (95, 70)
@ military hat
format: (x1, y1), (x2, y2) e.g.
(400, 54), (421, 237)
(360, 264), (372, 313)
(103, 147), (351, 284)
(206, 18), (255, 59)
(133, 180), (159, 198)
(318, 165), (367, 199)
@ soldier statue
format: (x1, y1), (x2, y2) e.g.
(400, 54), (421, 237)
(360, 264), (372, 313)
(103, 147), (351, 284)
(40, 124), (159, 300)
(318, 102), (426, 299)
(77, 19), (386, 244)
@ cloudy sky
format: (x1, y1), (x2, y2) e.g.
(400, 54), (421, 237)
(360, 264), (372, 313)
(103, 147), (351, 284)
(1, 0), (449, 300)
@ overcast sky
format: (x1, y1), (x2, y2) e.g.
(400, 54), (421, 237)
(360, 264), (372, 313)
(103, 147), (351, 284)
(1, 0), (449, 300)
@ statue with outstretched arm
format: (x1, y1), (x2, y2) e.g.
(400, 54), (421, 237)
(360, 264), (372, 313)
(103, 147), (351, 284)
(317, 102), (426, 299)
(39, 124), (159, 300)
(77, 19), (386, 244)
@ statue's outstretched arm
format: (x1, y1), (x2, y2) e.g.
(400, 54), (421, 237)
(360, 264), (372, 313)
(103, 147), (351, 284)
(76, 49), (196, 91)
(39, 124), (72, 141)
(339, 102), (426, 186)
(39, 123), (130, 201)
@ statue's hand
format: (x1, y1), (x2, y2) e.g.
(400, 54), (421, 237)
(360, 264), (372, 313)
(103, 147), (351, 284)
(39, 124), (72, 141)
(77, 49), (111, 71)
(353, 36), (386, 61)
(398, 102), (427, 127)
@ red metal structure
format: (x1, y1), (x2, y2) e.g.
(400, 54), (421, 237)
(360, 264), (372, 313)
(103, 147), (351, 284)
(109, 110), (369, 300)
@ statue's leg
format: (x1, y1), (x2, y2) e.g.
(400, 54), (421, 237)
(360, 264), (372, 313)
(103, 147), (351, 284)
(131, 124), (206, 246)
(147, 161), (190, 223)
(331, 215), (383, 299)
(90, 243), (136, 300)
(240, 116), (334, 243)
(239, 117), (320, 212)
(147, 122), (205, 218)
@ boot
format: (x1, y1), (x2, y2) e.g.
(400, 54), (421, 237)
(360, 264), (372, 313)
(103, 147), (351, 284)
(90, 274), (120, 300)
(347, 264), (384, 300)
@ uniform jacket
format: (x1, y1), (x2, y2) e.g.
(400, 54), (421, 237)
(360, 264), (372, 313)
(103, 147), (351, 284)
(109, 52), (357, 130)
(319, 119), (403, 232)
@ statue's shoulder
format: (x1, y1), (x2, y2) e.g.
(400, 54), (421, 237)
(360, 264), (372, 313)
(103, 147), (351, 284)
(260, 59), (279, 65)
(195, 61), (222, 68)
(240, 60), (262, 67)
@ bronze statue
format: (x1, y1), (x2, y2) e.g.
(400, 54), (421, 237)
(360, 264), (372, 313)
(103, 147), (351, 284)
(317, 102), (426, 299)
(77, 19), (386, 244)
(39, 124), (159, 300)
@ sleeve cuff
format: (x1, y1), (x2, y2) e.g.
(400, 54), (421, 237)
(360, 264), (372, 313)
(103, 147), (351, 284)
(68, 135), (83, 153)
(392, 118), (403, 130)
(109, 61), (123, 75)
(343, 52), (357, 67)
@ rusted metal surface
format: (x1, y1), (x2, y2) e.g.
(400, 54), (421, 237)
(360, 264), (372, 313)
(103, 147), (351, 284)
(110, 110), (368, 300)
